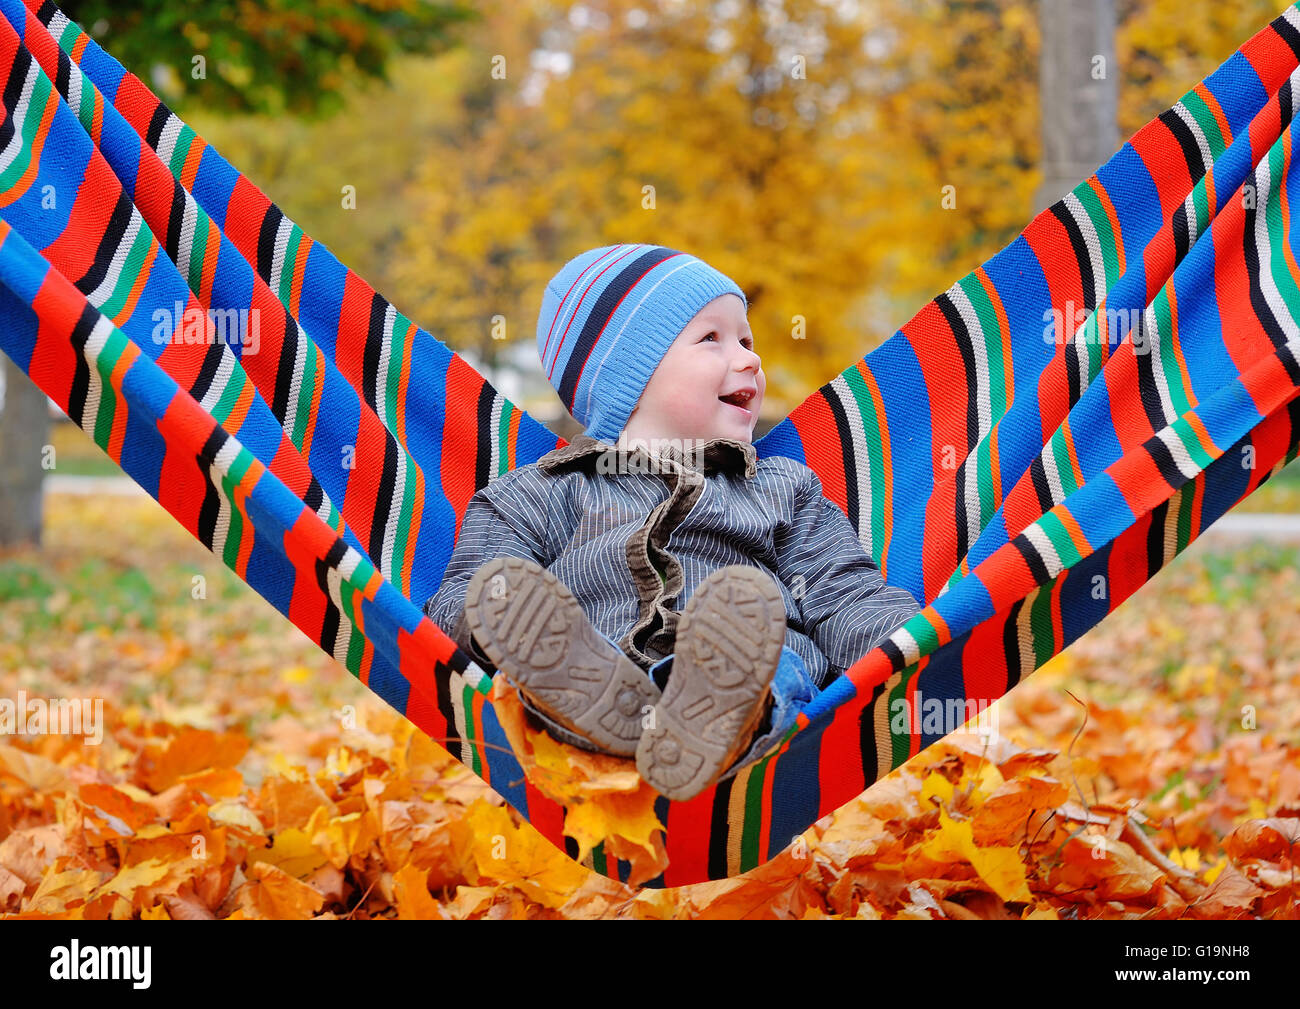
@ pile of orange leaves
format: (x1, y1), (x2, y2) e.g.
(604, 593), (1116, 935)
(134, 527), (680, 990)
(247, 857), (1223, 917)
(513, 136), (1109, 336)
(1, 675), (1296, 919)
(2, 495), (1298, 917)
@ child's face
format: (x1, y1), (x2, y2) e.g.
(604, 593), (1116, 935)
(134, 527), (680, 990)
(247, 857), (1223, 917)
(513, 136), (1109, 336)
(621, 293), (764, 444)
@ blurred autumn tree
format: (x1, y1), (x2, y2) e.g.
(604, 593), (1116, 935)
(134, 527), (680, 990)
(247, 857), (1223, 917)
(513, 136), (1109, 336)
(1117, 0), (1291, 135)
(0, 0), (482, 547)
(55, 0), (480, 117)
(392, 0), (1290, 416)
(398, 0), (922, 412)
(187, 0), (1291, 419)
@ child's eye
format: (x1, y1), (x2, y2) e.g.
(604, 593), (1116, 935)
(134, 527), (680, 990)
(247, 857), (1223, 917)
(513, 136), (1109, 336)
(700, 331), (755, 349)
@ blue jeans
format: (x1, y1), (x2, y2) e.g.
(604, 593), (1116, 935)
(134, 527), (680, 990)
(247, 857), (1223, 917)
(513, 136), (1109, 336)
(519, 637), (819, 779)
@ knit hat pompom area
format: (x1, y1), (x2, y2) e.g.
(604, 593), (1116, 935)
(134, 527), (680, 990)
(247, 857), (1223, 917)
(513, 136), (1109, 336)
(535, 244), (748, 443)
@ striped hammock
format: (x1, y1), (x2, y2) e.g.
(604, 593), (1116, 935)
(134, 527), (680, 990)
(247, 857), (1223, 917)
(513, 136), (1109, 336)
(2, 0), (1298, 888)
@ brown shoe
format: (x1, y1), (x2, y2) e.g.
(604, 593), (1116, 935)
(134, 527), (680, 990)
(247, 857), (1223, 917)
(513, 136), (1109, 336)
(636, 565), (786, 801)
(463, 556), (661, 756)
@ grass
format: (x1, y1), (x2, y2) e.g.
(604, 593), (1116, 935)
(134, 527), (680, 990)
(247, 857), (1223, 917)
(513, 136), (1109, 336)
(43, 420), (130, 478)
(1, 485), (1293, 740)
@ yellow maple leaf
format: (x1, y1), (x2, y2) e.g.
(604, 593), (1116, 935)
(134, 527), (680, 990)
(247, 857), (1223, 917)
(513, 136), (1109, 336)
(308, 808), (379, 870)
(921, 807), (1033, 903)
(490, 677), (667, 881)
(458, 799), (590, 909)
(970, 760), (1005, 800)
(920, 770), (954, 806)
(248, 827), (329, 878)
(564, 788), (667, 865)
(393, 862), (447, 920)
(28, 867), (104, 913)
(92, 858), (178, 910)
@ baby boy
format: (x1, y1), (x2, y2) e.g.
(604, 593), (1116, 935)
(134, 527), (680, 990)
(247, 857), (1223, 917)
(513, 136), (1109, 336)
(424, 244), (922, 801)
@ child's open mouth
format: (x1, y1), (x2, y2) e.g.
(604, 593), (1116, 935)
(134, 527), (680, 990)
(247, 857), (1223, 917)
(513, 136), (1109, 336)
(719, 388), (755, 416)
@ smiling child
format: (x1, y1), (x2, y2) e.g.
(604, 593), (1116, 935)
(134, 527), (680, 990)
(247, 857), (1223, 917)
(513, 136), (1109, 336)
(425, 244), (921, 801)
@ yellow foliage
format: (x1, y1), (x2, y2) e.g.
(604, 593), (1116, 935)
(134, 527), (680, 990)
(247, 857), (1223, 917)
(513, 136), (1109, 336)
(490, 677), (669, 886)
(194, 0), (1290, 420)
(921, 806), (1034, 903)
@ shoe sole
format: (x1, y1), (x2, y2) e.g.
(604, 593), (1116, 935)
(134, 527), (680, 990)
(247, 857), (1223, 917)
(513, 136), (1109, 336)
(463, 556), (661, 756)
(636, 565), (786, 801)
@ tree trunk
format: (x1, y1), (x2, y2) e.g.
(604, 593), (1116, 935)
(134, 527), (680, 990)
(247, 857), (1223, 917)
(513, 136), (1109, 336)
(1034, 0), (1117, 215)
(0, 356), (51, 547)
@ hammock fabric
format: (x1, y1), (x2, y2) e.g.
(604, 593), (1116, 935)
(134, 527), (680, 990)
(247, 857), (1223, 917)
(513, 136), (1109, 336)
(2, 0), (1299, 888)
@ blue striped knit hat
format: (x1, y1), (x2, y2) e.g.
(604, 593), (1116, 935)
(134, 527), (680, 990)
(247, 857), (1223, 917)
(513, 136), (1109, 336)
(536, 244), (748, 442)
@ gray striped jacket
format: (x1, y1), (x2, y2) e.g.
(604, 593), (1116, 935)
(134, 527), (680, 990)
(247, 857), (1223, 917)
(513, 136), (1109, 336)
(423, 433), (923, 690)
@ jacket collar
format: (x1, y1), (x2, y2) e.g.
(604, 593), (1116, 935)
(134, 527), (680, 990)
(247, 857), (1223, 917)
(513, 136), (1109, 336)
(537, 432), (758, 479)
